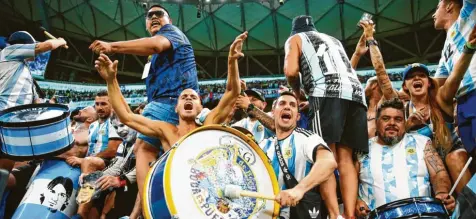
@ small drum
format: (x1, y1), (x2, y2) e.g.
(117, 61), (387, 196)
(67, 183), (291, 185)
(369, 197), (449, 219)
(0, 103), (74, 160)
(12, 159), (80, 219)
(143, 125), (280, 219)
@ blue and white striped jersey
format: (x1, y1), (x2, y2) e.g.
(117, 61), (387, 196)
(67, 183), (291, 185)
(259, 128), (330, 219)
(232, 117), (273, 143)
(358, 134), (432, 210)
(0, 44), (37, 110)
(436, 0), (476, 98)
(87, 118), (121, 156)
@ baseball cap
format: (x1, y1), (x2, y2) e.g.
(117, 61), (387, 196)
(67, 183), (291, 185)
(402, 63), (430, 80)
(244, 89), (265, 102)
(291, 15), (317, 36)
(8, 31), (36, 45)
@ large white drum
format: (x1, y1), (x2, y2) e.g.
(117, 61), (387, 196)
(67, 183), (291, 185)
(143, 125), (280, 219)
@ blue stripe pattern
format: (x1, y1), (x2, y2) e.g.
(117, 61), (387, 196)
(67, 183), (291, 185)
(2, 131), (73, 156)
(0, 120), (66, 137)
(382, 146), (397, 204)
(405, 136), (420, 197)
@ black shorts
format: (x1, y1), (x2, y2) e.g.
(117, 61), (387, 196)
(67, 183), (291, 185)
(308, 97), (369, 152)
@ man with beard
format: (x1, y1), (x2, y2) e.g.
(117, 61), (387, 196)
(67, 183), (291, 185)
(355, 98), (455, 217)
(258, 92), (337, 219)
(66, 91), (122, 179)
(89, 4), (199, 199)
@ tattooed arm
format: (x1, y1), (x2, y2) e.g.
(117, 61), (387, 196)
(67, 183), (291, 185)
(247, 106), (276, 132)
(423, 140), (455, 211)
(284, 36), (303, 100)
(360, 21), (398, 100)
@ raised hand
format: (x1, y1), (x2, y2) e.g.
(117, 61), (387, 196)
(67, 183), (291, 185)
(89, 40), (112, 54)
(95, 53), (119, 82)
(229, 31), (248, 60)
(354, 32), (369, 57)
(359, 20), (375, 40)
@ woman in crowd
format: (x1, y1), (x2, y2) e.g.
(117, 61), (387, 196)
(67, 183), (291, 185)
(359, 20), (473, 194)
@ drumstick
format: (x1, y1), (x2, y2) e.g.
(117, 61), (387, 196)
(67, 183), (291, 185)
(39, 27), (68, 49)
(224, 184), (275, 200)
(448, 157), (472, 197)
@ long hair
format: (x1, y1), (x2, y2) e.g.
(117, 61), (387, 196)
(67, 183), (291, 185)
(404, 78), (451, 151)
(428, 78), (452, 151)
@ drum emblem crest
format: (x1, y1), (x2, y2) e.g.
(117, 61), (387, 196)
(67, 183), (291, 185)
(188, 144), (264, 218)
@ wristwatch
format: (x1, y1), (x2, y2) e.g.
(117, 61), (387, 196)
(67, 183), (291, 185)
(246, 103), (255, 113)
(366, 39), (378, 47)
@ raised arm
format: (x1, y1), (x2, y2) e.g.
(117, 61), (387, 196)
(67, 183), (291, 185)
(437, 26), (476, 115)
(423, 140), (455, 211)
(95, 54), (170, 139)
(350, 33), (369, 69)
(284, 36), (302, 100)
(89, 36), (171, 56)
(361, 21), (399, 100)
(205, 32), (247, 125)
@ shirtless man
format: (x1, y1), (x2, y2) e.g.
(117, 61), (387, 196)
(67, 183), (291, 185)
(94, 32), (246, 154)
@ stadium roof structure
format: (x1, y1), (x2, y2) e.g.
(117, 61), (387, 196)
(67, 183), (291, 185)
(0, 0), (445, 83)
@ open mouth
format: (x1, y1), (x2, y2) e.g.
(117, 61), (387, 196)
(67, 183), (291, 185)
(184, 102), (193, 110)
(151, 20), (160, 28)
(412, 81), (423, 89)
(281, 112), (291, 121)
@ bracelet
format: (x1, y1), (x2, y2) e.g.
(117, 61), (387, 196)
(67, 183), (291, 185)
(466, 42), (476, 50)
(463, 44), (476, 54)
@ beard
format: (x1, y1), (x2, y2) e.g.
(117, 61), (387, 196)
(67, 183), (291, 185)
(377, 131), (404, 146)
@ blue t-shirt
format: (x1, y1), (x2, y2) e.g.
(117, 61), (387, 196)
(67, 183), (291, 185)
(146, 24), (199, 101)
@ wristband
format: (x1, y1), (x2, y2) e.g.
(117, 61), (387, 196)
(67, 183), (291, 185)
(466, 42), (476, 50)
(463, 44), (476, 54)
(119, 178), (127, 187)
(366, 39), (378, 47)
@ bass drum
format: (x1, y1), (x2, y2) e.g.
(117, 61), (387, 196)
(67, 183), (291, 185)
(143, 125), (280, 219)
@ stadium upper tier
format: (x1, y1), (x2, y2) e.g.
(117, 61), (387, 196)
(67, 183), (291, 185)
(38, 64), (436, 109)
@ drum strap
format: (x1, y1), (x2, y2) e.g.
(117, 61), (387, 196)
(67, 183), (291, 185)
(274, 140), (299, 188)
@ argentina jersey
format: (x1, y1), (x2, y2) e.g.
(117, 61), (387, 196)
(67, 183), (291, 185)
(293, 31), (366, 106)
(87, 118), (120, 156)
(436, 0), (476, 98)
(0, 44), (37, 110)
(259, 128), (329, 219)
(358, 134), (432, 210)
(233, 117), (273, 143)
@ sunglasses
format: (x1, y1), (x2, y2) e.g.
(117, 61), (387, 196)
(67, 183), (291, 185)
(146, 10), (165, 19)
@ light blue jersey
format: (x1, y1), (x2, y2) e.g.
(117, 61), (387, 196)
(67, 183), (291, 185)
(232, 117), (273, 143)
(0, 44), (37, 110)
(260, 128), (330, 219)
(87, 118), (121, 156)
(436, 0), (476, 98)
(358, 134), (432, 210)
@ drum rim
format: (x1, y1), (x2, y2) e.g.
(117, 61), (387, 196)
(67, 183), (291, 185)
(0, 103), (70, 127)
(0, 141), (74, 161)
(143, 125), (281, 219)
(369, 196), (447, 218)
